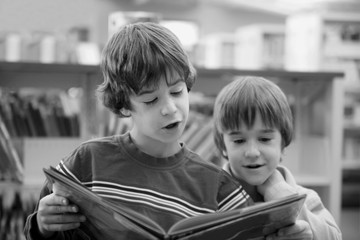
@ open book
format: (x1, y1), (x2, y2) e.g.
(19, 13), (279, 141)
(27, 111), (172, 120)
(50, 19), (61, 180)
(43, 166), (306, 240)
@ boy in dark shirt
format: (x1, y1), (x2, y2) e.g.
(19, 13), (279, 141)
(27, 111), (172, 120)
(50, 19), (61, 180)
(24, 22), (253, 240)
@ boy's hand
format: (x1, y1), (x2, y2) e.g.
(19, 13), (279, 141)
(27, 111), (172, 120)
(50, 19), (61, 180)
(36, 183), (86, 238)
(257, 170), (297, 201)
(258, 169), (285, 191)
(265, 220), (313, 240)
(257, 169), (285, 197)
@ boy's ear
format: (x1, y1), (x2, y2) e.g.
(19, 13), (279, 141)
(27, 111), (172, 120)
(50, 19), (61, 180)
(222, 149), (228, 159)
(120, 108), (131, 117)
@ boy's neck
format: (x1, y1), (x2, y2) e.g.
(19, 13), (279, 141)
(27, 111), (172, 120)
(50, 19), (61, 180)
(129, 132), (182, 158)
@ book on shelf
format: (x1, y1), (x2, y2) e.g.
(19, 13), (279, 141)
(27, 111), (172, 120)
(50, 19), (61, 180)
(0, 99), (17, 137)
(97, 109), (133, 137)
(185, 119), (213, 152)
(8, 98), (31, 137)
(39, 105), (60, 137)
(43, 166), (306, 240)
(343, 136), (360, 161)
(24, 101), (46, 137)
(195, 135), (217, 163)
(180, 115), (203, 143)
(0, 116), (23, 182)
(0, 89), (80, 137)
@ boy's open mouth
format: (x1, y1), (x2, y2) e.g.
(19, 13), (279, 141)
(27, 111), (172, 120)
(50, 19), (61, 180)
(245, 164), (263, 169)
(165, 122), (179, 129)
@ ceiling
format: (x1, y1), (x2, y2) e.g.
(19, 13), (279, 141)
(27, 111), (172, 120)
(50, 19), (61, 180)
(133, 0), (360, 16)
(214, 0), (360, 15)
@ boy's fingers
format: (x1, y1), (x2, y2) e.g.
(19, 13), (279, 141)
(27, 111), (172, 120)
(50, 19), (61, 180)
(52, 182), (71, 197)
(50, 205), (79, 214)
(38, 194), (67, 211)
(266, 221), (312, 240)
(39, 194), (80, 215)
(277, 220), (308, 236)
(43, 222), (82, 232)
(46, 195), (68, 206)
(43, 213), (86, 224)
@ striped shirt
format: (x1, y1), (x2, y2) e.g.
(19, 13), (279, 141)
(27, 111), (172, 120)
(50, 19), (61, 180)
(25, 133), (252, 240)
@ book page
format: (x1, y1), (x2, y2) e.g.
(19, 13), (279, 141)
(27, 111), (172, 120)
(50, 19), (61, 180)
(43, 167), (165, 239)
(168, 193), (306, 239)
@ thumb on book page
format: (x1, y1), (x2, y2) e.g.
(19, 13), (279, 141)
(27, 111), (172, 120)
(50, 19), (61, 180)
(52, 181), (72, 197)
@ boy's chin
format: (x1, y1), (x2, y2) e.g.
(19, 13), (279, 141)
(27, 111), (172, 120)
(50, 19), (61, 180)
(249, 178), (267, 186)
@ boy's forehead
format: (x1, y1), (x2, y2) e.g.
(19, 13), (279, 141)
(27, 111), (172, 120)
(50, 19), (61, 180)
(223, 123), (277, 136)
(137, 73), (184, 95)
(222, 110), (276, 129)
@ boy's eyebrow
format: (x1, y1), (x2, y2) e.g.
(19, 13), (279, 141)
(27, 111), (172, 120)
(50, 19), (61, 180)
(227, 128), (275, 135)
(227, 130), (243, 136)
(260, 129), (276, 133)
(168, 78), (184, 87)
(137, 78), (184, 96)
(138, 88), (156, 96)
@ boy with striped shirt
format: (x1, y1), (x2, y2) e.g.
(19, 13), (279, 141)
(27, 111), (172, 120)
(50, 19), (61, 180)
(24, 22), (252, 240)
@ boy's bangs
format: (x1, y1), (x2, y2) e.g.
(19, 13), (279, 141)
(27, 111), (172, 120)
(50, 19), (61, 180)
(118, 23), (194, 93)
(138, 53), (189, 90)
(219, 94), (278, 132)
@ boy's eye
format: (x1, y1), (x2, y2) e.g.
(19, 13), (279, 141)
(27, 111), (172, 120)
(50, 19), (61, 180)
(233, 139), (245, 144)
(144, 98), (157, 105)
(259, 137), (272, 142)
(171, 88), (183, 96)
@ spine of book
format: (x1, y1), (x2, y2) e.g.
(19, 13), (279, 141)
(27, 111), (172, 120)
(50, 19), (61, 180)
(29, 102), (47, 137)
(0, 99), (17, 137)
(185, 118), (213, 151)
(0, 117), (23, 182)
(23, 101), (38, 137)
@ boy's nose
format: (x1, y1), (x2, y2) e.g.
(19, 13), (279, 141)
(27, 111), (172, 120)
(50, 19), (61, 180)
(244, 142), (260, 158)
(161, 99), (177, 115)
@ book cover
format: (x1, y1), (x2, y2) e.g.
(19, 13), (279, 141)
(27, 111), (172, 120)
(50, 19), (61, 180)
(43, 166), (306, 240)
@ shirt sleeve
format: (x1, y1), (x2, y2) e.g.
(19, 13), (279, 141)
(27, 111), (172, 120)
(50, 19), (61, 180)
(279, 165), (342, 240)
(216, 170), (253, 211)
(23, 145), (88, 240)
(23, 181), (62, 240)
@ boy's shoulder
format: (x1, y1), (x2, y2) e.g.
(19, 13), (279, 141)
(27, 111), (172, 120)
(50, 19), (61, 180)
(69, 135), (126, 160)
(79, 134), (124, 149)
(184, 148), (227, 174)
(60, 135), (126, 180)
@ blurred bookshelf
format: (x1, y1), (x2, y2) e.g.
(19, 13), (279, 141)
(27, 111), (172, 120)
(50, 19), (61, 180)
(284, 12), (360, 71)
(0, 62), (101, 186)
(234, 24), (285, 70)
(195, 33), (236, 69)
(1, 2), (358, 239)
(0, 61), (344, 225)
(284, 12), (360, 213)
